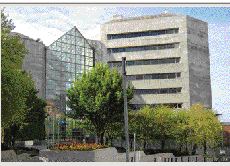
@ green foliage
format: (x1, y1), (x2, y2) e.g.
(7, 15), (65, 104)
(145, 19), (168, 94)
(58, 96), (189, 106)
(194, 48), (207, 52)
(127, 103), (222, 152)
(18, 88), (47, 141)
(1, 9), (35, 129)
(1, 9), (46, 147)
(66, 63), (134, 144)
(129, 105), (176, 149)
(170, 108), (191, 149)
(185, 103), (223, 151)
(1, 8), (15, 34)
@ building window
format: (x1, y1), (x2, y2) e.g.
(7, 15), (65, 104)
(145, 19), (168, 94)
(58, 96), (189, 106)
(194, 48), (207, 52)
(129, 103), (183, 110)
(168, 73), (176, 79)
(133, 88), (182, 95)
(142, 60), (151, 65)
(108, 57), (180, 68)
(168, 88), (177, 94)
(136, 75), (143, 80)
(160, 89), (168, 94)
(135, 61), (143, 65)
(107, 28), (179, 40)
(128, 73), (180, 81)
(143, 75), (152, 79)
(107, 43), (179, 54)
(126, 61), (135, 66)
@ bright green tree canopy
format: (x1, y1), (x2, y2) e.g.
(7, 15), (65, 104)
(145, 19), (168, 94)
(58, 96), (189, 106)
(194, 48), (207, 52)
(66, 63), (134, 143)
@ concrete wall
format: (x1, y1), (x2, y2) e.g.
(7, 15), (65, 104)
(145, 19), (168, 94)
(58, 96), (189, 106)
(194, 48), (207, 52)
(186, 16), (212, 108)
(22, 38), (46, 100)
(87, 39), (108, 65)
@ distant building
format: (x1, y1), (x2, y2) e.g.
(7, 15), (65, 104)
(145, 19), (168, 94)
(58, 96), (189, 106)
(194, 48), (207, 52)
(101, 13), (212, 110)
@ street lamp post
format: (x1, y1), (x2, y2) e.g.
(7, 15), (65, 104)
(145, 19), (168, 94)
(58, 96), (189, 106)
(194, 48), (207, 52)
(122, 57), (130, 162)
(53, 113), (55, 149)
(58, 117), (60, 147)
(134, 133), (136, 162)
(47, 116), (50, 149)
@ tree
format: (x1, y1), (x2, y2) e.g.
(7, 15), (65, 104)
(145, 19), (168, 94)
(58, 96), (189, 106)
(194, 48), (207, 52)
(104, 120), (124, 146)
(18, 88), (47, 141)
(1, 9), (37, 148)
(186, 103), (223, 156)
(3, 87), (47, 148)
(140, 105), (176, 149)
(170, 108), (191, 152)
(66, 63), (134, 145)
(169, 103), (223, 155)
(129, 105), (183, 150)
(128, 106), (154, 149)
(1, 8), (35, 129)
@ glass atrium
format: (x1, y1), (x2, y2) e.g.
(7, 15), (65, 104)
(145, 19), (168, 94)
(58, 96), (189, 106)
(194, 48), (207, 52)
(46, 26), (95, 114)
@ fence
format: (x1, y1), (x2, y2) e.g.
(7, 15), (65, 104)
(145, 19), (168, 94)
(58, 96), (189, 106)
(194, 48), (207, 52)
(138, 155), (220, 162)
(45, 117), (96, 146)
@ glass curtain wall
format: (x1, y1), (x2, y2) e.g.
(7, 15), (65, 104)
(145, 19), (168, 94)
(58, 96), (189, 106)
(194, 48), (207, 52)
(46, 26), (94, 115)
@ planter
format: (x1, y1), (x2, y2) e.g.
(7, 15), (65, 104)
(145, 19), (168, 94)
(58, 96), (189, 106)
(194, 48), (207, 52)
(40, 147), (136, 162)
(40, 149), (97, 162)
(1, 150), (36, 162)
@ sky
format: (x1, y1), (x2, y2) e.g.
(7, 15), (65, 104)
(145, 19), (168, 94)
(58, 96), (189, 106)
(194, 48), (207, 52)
(2, 4), (230, 122)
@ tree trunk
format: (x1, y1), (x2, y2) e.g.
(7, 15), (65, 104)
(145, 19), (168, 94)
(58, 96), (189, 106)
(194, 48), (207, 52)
(144, 139), (147, 149)
(10, 124), (20, 148)
(130, 139), (133, 150)
(179, 143), (182, 152)
(110, 138), (113, 146)
(192, 143), (198, 155)
(96, 133), (100, 145)
(204, 139), (207, 155)
(3, 128), (11, 148)
(100, 132), (104, 145)
(185, 141), (189, 153)
(161, 139), (165, 150)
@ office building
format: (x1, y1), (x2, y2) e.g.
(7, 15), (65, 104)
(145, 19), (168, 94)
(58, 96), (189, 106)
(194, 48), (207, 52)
(101, 13), (212, 110)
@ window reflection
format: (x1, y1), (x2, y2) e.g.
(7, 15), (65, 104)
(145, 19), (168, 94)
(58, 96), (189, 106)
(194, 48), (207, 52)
(107, 28), (179, 40)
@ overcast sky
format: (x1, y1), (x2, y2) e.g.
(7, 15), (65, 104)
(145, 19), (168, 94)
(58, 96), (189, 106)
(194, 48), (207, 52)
(2, 5), (230, 122)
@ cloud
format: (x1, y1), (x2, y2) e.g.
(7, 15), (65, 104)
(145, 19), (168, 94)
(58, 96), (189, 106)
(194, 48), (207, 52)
(11, 19), (63, 46)
(81, 24), (101, 40)
(4, 7), (110, 45)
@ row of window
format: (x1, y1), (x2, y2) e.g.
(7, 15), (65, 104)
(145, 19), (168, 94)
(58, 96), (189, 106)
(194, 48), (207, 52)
(107, 28), (179, 40)
(133, 88), (182, 94)
(108, 57), (180, 68)
(108, 43), (179, 54)
(129, 103), (183, 110)
(127, 73), (181, 80)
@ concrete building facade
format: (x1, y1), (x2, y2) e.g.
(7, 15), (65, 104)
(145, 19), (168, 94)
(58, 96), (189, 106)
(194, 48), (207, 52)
(101, 13), (212, 110)
(10, 32), (47, 101)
